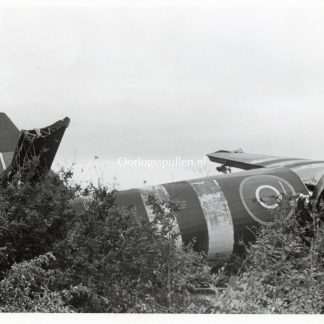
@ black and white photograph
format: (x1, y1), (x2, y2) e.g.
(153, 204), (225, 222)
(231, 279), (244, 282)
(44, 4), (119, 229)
(0, 0), (323, 321)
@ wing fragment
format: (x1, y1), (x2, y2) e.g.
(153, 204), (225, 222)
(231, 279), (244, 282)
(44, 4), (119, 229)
(207, 149), (307, 170)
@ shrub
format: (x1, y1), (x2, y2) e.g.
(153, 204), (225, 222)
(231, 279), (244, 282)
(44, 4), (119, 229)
(0, 160), (78, 276)
(0, 253), (73, 312)
(56, 186), (214, 312)
(210, 199), (324, 314)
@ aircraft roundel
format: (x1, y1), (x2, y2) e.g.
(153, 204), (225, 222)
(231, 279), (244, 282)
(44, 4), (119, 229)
(239, 175), (296, 225)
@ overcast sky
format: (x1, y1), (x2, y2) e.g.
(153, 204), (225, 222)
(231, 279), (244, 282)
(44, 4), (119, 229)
(1, 1), (324, 188)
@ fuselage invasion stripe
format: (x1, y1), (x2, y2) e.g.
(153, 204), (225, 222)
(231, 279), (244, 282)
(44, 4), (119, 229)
(188, 179), (234, 257)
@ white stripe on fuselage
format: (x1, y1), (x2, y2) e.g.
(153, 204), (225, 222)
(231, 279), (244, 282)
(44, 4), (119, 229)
(139, 185), (182, 247)
(189, 179), (234, 258)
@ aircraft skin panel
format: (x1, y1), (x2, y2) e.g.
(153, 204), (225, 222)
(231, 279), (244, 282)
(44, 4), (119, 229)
(188, 179), (234, 257)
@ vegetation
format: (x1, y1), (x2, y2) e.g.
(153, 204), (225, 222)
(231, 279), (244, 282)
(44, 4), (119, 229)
(0, 161), (323, 313)
(209, 200), (324, 313)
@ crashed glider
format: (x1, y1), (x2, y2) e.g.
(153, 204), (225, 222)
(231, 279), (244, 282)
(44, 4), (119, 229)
(116, 149), (324, 259)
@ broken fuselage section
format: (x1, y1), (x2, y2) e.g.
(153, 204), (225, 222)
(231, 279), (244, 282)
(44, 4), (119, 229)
(116, 150), (324, 259)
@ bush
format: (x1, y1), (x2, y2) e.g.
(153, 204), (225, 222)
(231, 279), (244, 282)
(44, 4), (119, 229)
(0, 160), (78, 276)
(0, 253), (73, 312)
(56, 186), (214, 312)
(210, 199), (324, 314)
(0, 161), (215, 313)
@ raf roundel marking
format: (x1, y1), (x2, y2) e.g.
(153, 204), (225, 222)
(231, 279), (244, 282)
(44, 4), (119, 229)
(255, 185), (281, 210)
(239, 175), (296, 225)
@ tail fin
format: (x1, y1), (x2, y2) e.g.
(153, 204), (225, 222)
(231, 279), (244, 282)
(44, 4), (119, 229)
(5, 117), (70, 182)
(0, 115), (70, 182)
(0, 113), (20, 172)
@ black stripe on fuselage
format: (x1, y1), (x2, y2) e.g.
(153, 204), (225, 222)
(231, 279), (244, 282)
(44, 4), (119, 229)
(116, 188), (148, 224)
(162, 181), (209, 254)
(214, 175), (256, 249)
